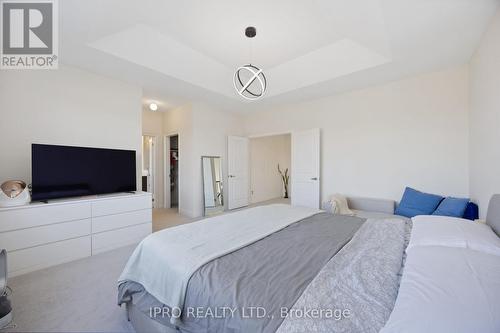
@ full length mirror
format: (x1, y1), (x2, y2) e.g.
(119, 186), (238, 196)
(202, 156), (224, 216)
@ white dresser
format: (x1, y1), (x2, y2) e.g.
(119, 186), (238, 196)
(0, 192), (152, 277)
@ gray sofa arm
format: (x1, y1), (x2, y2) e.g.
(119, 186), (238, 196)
(322, 196), (396, 215)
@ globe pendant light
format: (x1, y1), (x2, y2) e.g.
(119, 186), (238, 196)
(233, 27), (267, 101)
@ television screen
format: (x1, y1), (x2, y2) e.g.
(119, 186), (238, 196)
(31, 144), (136, 201)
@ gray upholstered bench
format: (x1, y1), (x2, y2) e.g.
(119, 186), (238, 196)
(322, 196), (409, 220)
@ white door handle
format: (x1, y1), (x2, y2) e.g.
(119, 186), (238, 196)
(311, 177), (318, 181)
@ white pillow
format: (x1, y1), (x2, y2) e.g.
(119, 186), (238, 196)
(329, 194), (354, 216)
(408, 215), (500, 256)
(381, 246), (500, 333)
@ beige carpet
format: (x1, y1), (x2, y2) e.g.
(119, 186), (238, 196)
(152, 208), (197, 232)
(2, 245), (136, 332)
(1, 198), (290, 332)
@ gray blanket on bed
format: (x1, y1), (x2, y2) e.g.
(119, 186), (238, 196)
(118, 213), (364, 333)
(277, 217), (410, 333)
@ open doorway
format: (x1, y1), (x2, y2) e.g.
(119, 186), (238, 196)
(164, 134), (179, 210)
(249, 134), (291, 205)
(169, 135), (179, 208)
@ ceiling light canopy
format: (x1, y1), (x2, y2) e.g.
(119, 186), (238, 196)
(149, 103), (158, 111)
(234, 27), (267, 101)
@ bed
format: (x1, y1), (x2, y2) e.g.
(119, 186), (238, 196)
(117, 196), (500, 333)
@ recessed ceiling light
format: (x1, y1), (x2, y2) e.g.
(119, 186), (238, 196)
(149, 103), (158, 111)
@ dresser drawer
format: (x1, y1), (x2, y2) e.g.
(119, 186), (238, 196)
(92, 222), (151, 255)
(8, 236), (91, 277)
(92, 195), (151, 217)
(92, 209), (151, 233)
(0, 219), (91, 252)
(0, 202), (91, 232)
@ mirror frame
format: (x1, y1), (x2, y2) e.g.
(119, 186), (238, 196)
(201, 156), (224, 217)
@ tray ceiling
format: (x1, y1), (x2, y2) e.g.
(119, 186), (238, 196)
(60, 0), (499, 112)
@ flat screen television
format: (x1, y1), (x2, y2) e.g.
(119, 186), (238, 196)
(31, 144), (136, 201)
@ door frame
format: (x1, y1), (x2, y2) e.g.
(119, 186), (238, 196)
(247, 132), (292, 204)
(163, 133), (179, 209)
(248, 131), (291, 139)
(246, 129), (321, 207)
(142, 133), (158, 208)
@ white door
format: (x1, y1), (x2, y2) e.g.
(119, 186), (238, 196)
(291, 129), (320, 208)
(148, 138), (155, 195)
(228, 136), (249, 210)
(142, 136), (157, 208)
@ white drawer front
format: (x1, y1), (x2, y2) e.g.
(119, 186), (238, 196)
(0, 202), (91, 232)
(92, 222), (151, 255)
(8, 236), (91, 277)
(0, 219), (91, 252)
(92, 195), (151, 217)
(92, 209), (151, 233)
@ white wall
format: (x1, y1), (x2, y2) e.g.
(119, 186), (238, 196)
(191, 103), (244, 217)
(469, 10), (500, 217)
(161, 103), (244, 217)
(0, 56), (478, 219)
(250, 134), (291, 203)
(244, 67), (470, 203)
(162, 104), (195, 216)
(142, 110), (164, 136)
(0, 65), (143, 188)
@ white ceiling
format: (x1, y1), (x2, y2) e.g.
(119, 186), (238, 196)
(60, 0), (499, 113)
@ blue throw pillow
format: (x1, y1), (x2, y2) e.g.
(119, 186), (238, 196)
(463, 202), (479, 220)
(395, 187), (444, 218)
(432, 197), (470, 218)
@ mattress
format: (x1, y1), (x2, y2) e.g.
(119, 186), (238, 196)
(118, 212), (409, 333)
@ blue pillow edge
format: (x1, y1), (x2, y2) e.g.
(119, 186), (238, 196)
(432, 197), (470, 218)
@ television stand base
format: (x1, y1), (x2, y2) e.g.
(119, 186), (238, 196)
(0, 192), (152, 277)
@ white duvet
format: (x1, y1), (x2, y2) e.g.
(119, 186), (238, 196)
(118, 204), (320, 323)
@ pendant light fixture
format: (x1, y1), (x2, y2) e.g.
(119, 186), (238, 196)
(233, 27), (267, 101)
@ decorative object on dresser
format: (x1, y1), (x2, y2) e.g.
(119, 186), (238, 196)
(277, 164), (289, 199)
(0, 192), (152, 277)
(0, 181), (30, 208)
